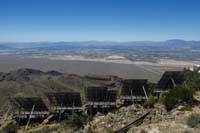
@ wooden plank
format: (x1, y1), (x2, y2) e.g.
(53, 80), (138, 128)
(114, 112), (150, 133)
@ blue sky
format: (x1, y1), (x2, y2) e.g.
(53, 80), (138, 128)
(0, 0), (200, 42)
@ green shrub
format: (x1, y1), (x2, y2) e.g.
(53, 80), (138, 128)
(187, 113), (200, 128)
(179, 105), (192, 111)
(0, 120), (17, 133)
(164, 94), (177, 111)
(62, 112), (87, 128)
(164, 85), (195, 111)
(186, 71), (200, 90)
(143, 96), (157, 108)
(158, 94), (165, 104)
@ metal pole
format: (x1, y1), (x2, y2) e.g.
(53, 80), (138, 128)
(49, 101), (51, 114)
(17, 108), (21, 127)
(171, 78), (176, 87)
(25, 104), (35, 131)
(72, 99), (74, 122)
(4, 106), (11, 122)
(90, 105), (92, 119)
(142, 86), (148, 100)
(131, 89), (134, 103)
(58, 103), (62, 123)
(103, 90), (106, 114)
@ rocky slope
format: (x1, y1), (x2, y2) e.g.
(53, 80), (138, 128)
(81, 103), (200, 133)
(9, 102), (199, 133)
(0, 68), (119, 114)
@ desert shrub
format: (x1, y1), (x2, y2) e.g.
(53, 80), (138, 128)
(143, 96), (157, 108)
(179, 105), (192, 111)
(186, 71), (200, 90)
(0, 120), (17, 133)
(164, 85), (195, 111)
(62, 112), (87, 128)
(158, 94), (165, 104)
(87, 123), (96, 133)
(164, 95), (177, 111)
(187, 113), (200, 128)
(111, 108), (118, 114)
(105, 127), (114, 133)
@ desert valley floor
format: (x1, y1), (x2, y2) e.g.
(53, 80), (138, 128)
(0, 55), (183, 82)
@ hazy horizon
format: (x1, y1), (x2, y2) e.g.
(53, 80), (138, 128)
(0, 39), (200, 43)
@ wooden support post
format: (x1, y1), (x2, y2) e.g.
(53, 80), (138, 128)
(142, 86), (148, 100)
(25, 104), (35, 131)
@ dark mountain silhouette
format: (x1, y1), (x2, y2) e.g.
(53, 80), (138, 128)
(0, 68), (63, 81)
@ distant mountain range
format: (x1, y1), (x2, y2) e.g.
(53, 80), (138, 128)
(0, 39), (200, 62)
(0, 39), (200, 49)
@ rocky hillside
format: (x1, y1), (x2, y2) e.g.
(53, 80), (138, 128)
(0, 68), (63, 81)
(1, 68), (200, 132)
(0, 68), (119, 113)
(12, 101), (200, 133)
(81, 103), (200, 133)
